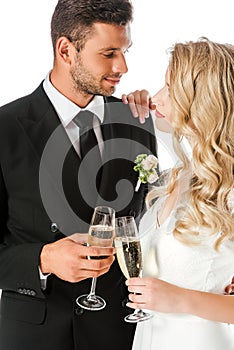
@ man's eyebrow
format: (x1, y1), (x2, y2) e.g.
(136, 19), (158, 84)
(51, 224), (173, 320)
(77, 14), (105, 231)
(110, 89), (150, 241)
(99, 47), (119, 52)
(99, 42), (133, 52)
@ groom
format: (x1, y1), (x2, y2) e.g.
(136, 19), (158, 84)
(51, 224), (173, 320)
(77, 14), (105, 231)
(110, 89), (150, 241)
(0, 1), (157, 350)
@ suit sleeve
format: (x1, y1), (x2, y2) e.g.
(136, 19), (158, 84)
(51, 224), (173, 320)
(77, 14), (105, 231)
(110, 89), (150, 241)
(0, 165), (45, 299)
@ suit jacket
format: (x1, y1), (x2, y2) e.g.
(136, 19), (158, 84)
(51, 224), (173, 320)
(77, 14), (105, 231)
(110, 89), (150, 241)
(0, 83), (157, 350)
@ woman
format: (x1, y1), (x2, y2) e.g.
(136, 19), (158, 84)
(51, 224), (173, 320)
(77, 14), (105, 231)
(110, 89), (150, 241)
(124, 38), (234, 349)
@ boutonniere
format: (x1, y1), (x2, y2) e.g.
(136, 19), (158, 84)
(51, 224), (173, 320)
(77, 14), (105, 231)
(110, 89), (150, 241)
(133, 154), (159, 192)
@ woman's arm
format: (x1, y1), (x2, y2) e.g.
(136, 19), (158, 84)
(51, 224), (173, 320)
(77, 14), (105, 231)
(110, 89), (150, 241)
(126, 277), (234, 324)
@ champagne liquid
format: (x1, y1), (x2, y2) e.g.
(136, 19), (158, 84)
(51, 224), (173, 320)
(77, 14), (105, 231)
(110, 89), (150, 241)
(115, 238), (142, 279)
(88, 225), (114, 247)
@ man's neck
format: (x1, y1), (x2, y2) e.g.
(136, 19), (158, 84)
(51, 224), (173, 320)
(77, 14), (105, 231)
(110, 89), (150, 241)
(50, 70), (94, 108)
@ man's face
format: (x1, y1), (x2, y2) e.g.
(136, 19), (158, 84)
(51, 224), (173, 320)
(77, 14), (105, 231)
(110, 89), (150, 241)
(70, 22), (132, 96)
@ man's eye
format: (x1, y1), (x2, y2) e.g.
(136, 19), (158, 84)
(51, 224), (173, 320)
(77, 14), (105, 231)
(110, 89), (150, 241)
(103, 52), (114, 58)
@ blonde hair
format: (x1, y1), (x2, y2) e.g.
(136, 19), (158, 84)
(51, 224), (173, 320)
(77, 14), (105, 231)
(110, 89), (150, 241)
(149, 38), (234, 249)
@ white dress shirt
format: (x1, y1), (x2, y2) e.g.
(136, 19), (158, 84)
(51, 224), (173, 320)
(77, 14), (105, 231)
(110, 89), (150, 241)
(43, 72), (105, 156)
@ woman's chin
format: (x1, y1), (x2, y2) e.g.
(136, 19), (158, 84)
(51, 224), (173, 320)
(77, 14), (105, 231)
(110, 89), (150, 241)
(155, 117), (173, 134)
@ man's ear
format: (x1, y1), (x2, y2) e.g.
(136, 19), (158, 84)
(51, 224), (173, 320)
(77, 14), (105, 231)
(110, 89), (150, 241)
(56, 36), (74, 64)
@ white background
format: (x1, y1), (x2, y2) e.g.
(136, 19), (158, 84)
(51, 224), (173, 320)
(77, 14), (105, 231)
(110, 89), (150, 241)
(0, 0), (233, 106)
(0, 1), (233, 298)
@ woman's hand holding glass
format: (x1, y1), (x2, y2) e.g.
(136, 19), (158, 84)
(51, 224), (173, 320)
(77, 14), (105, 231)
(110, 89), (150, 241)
(115, 216), (153, 323)
(125, 277), (186, 314)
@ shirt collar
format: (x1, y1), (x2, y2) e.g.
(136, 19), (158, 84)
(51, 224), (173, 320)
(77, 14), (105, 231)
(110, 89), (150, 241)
(43, 72), (105, 127)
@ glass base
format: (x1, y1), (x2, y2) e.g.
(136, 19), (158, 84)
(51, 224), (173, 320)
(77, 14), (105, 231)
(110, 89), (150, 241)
(76, 294), (106, 311)
(124, 309), (153, 323)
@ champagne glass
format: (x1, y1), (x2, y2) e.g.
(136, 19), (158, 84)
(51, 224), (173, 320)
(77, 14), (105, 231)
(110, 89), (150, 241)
(115, 216), (153, 322)
(76, 206), (115, 311)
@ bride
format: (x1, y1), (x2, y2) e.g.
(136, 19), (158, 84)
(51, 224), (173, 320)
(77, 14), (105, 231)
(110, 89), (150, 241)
(123, 38), (234, 349)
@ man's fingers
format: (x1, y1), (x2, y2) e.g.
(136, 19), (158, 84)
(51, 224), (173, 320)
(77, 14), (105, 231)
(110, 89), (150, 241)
(79, 255), (115, 278)
(85, 245), (115, 257)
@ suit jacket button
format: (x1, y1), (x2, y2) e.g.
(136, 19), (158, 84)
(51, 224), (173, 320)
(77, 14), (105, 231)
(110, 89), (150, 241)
(75, 307), (84, 316)
(50, 222), (59, 233)
(27, 289), (36, 296)
(128, 210), (136, 218)
(121, 298), (129, 308)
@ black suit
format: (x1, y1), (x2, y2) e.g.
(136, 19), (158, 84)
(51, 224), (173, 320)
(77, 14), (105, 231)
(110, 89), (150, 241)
(0, 83), (157, 350)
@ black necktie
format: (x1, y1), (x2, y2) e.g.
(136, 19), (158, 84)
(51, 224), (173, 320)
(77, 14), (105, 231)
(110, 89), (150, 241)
(73, 110), (101, 160)
(73, 110), (102, 189)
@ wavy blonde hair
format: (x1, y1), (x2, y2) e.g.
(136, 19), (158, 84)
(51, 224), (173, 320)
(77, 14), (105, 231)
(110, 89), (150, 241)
(148, 38), (234, 249)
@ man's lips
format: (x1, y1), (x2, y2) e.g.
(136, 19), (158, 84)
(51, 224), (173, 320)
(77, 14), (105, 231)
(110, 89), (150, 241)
(155, 109), (165, 118)
(105, 77), (121, 85)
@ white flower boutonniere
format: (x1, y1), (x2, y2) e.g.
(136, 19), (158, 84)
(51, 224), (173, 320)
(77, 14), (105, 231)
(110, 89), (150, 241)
(133, 154), (159, 192)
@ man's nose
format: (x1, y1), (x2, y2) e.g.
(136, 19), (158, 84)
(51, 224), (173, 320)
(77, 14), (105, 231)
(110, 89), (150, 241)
(112, 54), (128, 74)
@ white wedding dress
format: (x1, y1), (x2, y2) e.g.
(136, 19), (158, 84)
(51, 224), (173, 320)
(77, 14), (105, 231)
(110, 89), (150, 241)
(132, 196), (234, 350)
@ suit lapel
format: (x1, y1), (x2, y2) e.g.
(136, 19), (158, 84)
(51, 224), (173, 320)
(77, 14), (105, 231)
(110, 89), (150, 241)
(16, 84), (95, 231)
(97, 96), (157, 218)
(17, 84), (72, 160)
(17, 83), (81, 188)
(97, 98), (137, 212)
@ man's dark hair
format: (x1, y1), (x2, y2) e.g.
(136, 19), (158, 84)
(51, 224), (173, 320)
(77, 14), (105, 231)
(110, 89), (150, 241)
(51, 0), (133, 54)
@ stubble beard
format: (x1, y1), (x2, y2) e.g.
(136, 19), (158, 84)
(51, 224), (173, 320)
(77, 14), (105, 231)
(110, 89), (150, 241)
(70, 55), (115, 97)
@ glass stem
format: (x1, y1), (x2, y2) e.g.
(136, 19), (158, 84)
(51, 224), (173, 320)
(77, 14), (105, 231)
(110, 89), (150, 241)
(135, 309), (144, 316)
(88, 277), (97, 298)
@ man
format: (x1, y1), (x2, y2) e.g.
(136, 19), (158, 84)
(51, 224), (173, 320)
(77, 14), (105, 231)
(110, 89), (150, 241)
(0, 1), (157, 349)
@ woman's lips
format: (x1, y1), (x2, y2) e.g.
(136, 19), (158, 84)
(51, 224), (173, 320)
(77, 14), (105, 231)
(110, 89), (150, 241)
(155, 109), (165, 118)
